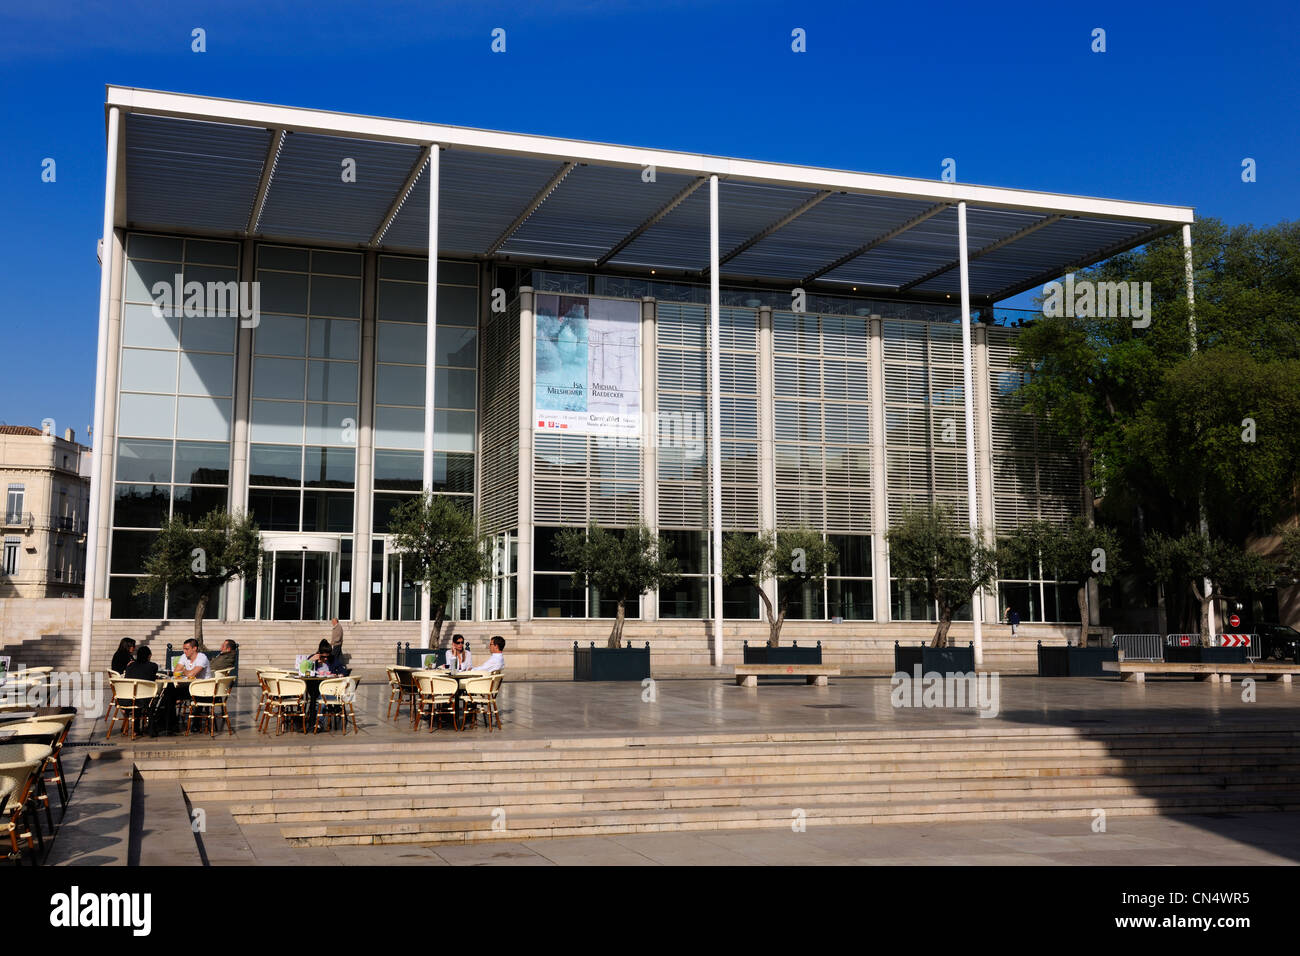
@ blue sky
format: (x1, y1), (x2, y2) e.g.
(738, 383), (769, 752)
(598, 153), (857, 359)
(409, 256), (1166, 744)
(1, 0), (1297, 438)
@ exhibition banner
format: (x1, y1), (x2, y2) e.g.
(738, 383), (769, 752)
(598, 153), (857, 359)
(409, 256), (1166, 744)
(534, 294), (641, 436)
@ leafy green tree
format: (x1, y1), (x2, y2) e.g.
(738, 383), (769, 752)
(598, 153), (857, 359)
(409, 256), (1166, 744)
(1001, 519), (1122, 645)
(553, 522), (679, 648)
(1014, 219), (1300, 625)
(1144, 531), (1276, 642)
(135, 509), (261, 647)
(722, 527), (838, 647)
(887, 505), (997, 648)
(388, 493), (491, 647)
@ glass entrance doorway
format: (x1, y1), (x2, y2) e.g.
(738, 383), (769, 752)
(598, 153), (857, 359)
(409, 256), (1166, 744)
(251, 534), (341, 621)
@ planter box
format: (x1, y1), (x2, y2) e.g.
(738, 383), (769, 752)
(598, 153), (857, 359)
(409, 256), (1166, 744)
(1163, 646), (1247, 664)
(742, 641), (822, 665)
(573, 642), (651, 681)
(893, 642), (976, 674)
(395, 644), (441, 669)
(1037, 644), (1118, 677)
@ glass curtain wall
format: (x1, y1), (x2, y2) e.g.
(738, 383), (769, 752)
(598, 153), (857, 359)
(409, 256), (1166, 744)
(109, 234), (237, 618)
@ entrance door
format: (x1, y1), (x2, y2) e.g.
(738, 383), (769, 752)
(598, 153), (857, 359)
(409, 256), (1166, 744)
(269, 550), (335, 621)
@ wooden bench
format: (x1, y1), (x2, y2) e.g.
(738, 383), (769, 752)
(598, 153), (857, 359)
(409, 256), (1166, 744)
(1102, 660), (1300, 684)
(734, 664), (840, 687)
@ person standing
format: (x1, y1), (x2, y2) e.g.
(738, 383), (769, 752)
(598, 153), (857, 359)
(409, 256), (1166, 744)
(1009, 608), (1021, 637)
(330, 617), (344, 666)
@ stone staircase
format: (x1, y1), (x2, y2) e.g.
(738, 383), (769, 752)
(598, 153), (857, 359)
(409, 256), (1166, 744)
(131, 725), (1300, 848)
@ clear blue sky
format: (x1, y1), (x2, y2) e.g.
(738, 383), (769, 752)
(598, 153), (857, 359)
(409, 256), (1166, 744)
(1, 0), (1297, 439)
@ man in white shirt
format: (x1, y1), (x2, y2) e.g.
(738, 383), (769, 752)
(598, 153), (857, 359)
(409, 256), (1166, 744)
(444, 634), (472, 670)
(178, 639), (211, 679)
(475, 636), (506, 673)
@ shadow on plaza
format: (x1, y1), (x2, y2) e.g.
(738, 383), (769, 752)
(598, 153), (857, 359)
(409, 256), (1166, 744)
(991, 676), (1300, 864)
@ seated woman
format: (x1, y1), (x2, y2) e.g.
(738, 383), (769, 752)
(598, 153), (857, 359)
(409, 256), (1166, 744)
(124, 644), (159, 682)
(111, 637), (136, 674)
(307, 639), (344, 675)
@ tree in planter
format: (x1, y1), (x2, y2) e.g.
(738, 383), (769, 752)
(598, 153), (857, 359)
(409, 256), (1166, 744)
(721, 527), (838, 648)
(388, 493), (491, 647)
(135, 509), (262, 649)
(1144, 531), (1275, 642)
(887, 505), (998, 648)
(553, 522), (680, 648)
(1001, 519), (1122, 646)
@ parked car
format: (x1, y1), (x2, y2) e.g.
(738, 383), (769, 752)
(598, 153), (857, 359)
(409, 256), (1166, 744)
(1256, 623), (1300, 661)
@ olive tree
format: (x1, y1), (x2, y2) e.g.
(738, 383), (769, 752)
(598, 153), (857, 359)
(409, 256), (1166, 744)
(388, 493), (491, 647)
(553, 522), (679, 648)
(887, 505), (998, 648)
(721, 526), (838, 647)
(135, 509), (262, 648)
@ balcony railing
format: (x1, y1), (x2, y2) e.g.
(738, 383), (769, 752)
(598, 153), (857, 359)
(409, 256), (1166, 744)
(3, 510), (34, 528)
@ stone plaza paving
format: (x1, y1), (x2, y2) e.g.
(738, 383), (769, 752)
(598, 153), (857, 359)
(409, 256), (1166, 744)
(34, 674), (1300, 866)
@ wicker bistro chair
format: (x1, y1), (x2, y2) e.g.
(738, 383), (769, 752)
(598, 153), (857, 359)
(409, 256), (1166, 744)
(411, 671), (460, 731)
(315, 677), (359, 735)
(0, 758), (46, 864)
(461, 673), (503, 731)
(262, 677), (308, 735)
(106, 679), (158, 740)
(254, 670), (291, 727)
(387, 666), (417, 721)
(0, 743), (54, 859)
(186, 676), (236, 737)
(2, 714), (75, 809)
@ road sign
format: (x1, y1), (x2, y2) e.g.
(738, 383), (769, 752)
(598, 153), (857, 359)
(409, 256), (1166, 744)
(1229, 614), (1241, 628)
(1218, 634), (1251, 647)
(1179, 635), (1191, 646)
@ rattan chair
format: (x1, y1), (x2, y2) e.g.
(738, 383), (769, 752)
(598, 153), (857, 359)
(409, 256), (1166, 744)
(106, 678), (158, 740)
(315, 676), (359, 735)
(253, 669), (290, 727)
(0, 759), (45, 864)
(461, 673), (503, 731)
(262, 676), (307, 735)
(186, 676), (236, 736)
(0, 743), (54, 858)
(2, 714), (75, 809)
(411, 671), (460, 731)
(387, 666), (416, 721)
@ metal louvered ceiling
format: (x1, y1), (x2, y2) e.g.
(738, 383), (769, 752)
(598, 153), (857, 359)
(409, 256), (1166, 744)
(115, 95), (1192, 305)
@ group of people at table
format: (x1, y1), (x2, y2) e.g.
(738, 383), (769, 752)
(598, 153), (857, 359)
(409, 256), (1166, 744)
(110, 637), (243, 736)
(107, 627), (505, 735)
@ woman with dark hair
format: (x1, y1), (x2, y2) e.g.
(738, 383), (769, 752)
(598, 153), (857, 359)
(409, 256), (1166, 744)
(111, 638), (136, 674)
(124, 644), (158, 681)
(308, 639), (342, 675)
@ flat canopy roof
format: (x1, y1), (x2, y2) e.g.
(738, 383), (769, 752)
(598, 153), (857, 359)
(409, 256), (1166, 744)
(106, 86), (1194, 305)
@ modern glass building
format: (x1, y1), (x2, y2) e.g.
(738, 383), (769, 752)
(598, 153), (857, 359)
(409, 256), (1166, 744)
(82, 87), (1195, 664)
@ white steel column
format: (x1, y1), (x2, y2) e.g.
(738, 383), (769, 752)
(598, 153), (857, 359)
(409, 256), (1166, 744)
(708, 175), (724, 666)
(867, 314), (891, 621)
(420, 146), (440, 647)
(1184, 224), (1215, 636)
(80, 106), (120, 675)
(957, 201), (984, 667)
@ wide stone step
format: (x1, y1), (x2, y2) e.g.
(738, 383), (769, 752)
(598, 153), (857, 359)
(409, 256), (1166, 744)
(224, 771), (1300, 824)
(277, 789), (1300, 845)
(174, 753), (1300, 802)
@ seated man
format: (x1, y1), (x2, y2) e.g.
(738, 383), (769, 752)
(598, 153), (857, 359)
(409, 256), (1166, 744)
(152, 639), (210, 736)
(475, 636), (506, 673)
(210, 639), (239, 674)
(177, 639), (211, 680)
(444, 634), (473, 671)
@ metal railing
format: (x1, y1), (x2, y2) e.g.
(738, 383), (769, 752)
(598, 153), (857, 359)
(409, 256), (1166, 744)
(1111, 633), (1162, 661)
(3, 510), (34, 528)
